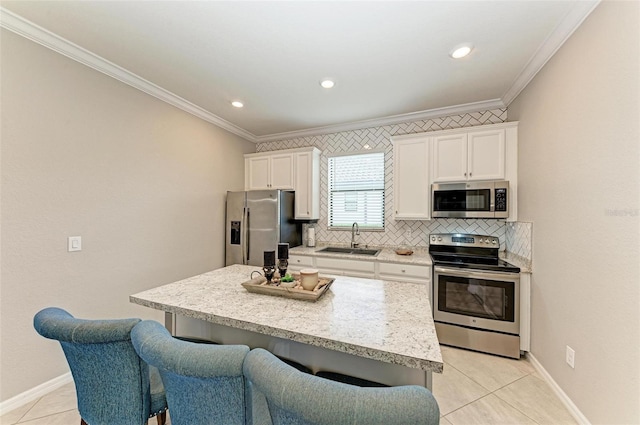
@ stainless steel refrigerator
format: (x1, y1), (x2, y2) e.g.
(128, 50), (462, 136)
(225, 190), (302, 267)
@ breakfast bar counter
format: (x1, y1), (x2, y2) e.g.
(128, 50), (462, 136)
(130, 264), (443, 385)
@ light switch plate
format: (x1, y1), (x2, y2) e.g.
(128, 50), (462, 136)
(68, 236), (82, 252)
(566, 345), (575, 368)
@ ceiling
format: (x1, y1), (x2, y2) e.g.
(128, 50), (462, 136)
(1, 1), (599, 143)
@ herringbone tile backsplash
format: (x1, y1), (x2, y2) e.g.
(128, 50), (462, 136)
(506, 222), (533, 260)
(257, 108), (530, 251)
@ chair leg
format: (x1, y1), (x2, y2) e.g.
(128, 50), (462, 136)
(156, 411), (167, 425)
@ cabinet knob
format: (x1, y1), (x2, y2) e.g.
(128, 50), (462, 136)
(464, 172), (467, 177)
(402, 269), (406, 273)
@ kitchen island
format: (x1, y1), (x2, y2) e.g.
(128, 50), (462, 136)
(130, 264), (442, 387)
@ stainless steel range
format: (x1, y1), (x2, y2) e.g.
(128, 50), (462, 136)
(429, 233), (522, 359)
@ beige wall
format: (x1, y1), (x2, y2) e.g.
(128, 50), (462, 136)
(508, 1), (639, 423)
(0, 29), (255, 401)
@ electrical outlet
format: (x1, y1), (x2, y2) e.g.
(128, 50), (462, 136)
(405, 228), (412, 243)
(566, 345), (575, 368)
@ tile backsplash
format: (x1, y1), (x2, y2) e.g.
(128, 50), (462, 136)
(257, 108), (512, 249)
(506, 221), (533, 260)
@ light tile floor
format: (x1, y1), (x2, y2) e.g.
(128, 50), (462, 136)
(1, 346), (577, 425)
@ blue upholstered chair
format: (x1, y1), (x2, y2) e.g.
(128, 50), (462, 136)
(131, 320), (250, 425)
(33, 307), (167, 425)
(243, 348), (440, 425)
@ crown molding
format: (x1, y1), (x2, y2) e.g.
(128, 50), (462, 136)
(0, 7), (259, 143)
(254, 99), (506, 143)
(502, 0), (601, 106)
(1, 2), (596, 144)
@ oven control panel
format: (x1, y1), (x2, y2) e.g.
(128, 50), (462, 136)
(429, 233), (499, 247)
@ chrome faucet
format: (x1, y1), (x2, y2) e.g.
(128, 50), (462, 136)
(351, 222), (360, 248)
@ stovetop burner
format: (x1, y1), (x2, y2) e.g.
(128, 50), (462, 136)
(429, 233), (520, 273)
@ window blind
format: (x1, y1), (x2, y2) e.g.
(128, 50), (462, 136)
(328, 152), (385, 229)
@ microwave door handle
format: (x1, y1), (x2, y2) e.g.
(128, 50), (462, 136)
(435, 266), (518, 282)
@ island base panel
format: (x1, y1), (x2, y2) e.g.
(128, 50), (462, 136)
(175, 315), (432, 389)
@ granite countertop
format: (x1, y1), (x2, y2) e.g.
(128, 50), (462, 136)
(500, 251), (532, 273)
(130, 264), (442, 373)
(290, 244), (433, 266)
(292, 243), (531, 273)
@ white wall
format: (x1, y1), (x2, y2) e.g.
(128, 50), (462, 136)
(0, 29), (255, 401)
(508, 1), (639, 423)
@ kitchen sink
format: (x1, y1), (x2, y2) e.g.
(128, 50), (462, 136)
(317, 247), (380, 256)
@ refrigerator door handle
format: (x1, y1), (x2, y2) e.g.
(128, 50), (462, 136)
(245, 207), (250, 263)
(241, 207), (247, 265)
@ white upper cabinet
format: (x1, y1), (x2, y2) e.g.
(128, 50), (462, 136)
(294, 148), (321, 220)
(245, 152), (295, 190)
(391, 122), (518, 221)
(467, 129), (506, 181)
(432, 128), (505, 182)
(431, 133), (468, 183)
(245, 147), (321, 220)
(392, 135), (431, 220)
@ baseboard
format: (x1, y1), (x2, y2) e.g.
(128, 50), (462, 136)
(0, 372), (73, 416)
(526, 353), (591, 425)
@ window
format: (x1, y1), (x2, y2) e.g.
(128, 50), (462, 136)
(328, 152), (385, 229)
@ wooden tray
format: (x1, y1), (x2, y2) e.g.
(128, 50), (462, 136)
(395, 248), (414, 256)
(241, 273), (334, 301)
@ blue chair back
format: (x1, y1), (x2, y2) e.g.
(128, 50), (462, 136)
(33, 307), (167, 425)
(243, 348), (440, 425)
(131, 320), (250, 425)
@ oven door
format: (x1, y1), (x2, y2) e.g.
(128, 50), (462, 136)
(433, 266), (519, 335)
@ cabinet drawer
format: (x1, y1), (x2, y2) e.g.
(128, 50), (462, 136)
(316, 257), (375, 273)
(289, 255), (314, 269)
(379, 263), (431, 280)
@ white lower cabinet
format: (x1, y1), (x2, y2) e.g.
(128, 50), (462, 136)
(288, 255), (432, 296)
(379, 262), (432, 301)
(379, 263), (431, 283)
(520, 272), (531, 352)
(289, 255), (314, 272)
(315, 257), (376, 279)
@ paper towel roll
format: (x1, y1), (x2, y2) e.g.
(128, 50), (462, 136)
(307, 227), (316, 247)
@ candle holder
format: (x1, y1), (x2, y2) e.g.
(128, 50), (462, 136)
(277, 259), (288, 279)
(263, 250), (276, 284)
(263, 265), (276, 284)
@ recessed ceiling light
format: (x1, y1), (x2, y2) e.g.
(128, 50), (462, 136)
(450, 45), (473, 59)
(320, 79), (335, 89)
(231, 101), (244, 108)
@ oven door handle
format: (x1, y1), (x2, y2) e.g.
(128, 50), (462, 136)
(434, 266), (519, 281)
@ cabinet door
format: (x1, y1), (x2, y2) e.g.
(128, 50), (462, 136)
(294, 150), (320, 219)
(468, 129), (505, 181)
(393, 137), (430, 219)
(289, 255), (315, 272)
(315, 257), (375, 279)
(269, 153), (295, 189)
(246, 156), (271, 190)
(432, 133), (468, 182)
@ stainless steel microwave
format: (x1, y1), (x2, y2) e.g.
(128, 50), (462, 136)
(432, 181), (509, 218)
